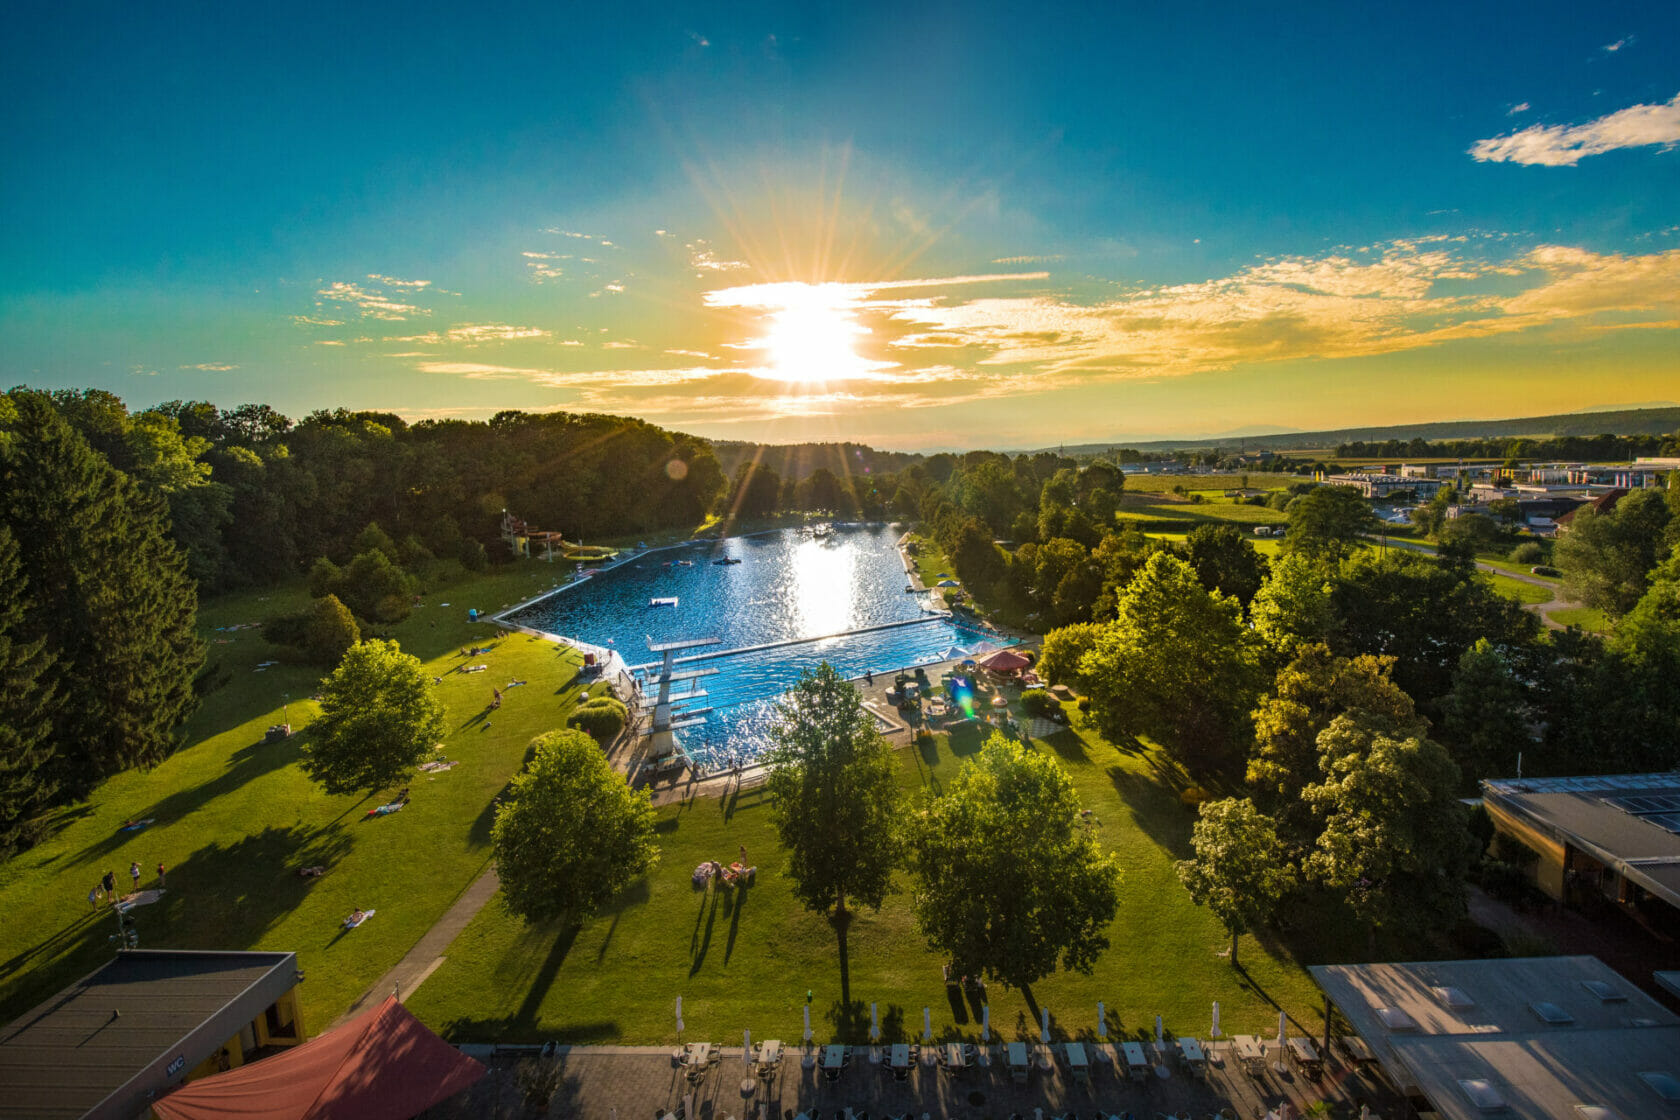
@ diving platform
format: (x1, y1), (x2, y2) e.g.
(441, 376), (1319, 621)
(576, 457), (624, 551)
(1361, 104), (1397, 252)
(657, 667), (719, 684)
(638, 688), (707, 713)
(646, 637), (723, 654)
(666, 716), (709, 732)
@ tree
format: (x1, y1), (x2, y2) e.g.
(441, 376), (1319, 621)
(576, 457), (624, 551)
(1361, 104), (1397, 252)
(907, 735), (1120, 991)
(302, 594), (360, 665)
(1555, 490), (1674, 616)
(1249, 553), (1336, 659)
(1037, 622), (1103, 691)
(1081, 552), (1262, 774)
(0, 392), (205, 797)
(302, 639), (447, 795)
(1176, 798), (1293, 968)
(0, 526), (58, 856)
(1303, 719), (1478, 951)
(1439, 639), (1533, 790)
(723, 460), (782, 520)
(1247, 644), (1424, 812)
(1282, 485), (1378, 563)
(764, 663), (902, 1003)
(334, 549), (417, 623)
(567, 695), (629, 742)
(1184, 524), (1270, 608)
(492, 729), (657, 925)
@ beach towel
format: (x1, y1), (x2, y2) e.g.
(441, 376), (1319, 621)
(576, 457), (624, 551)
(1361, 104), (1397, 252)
(117, 889), (167, 912)
(342, 909), (376, 929)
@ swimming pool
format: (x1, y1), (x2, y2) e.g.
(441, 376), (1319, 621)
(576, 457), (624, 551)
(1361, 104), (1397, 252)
(506, 525), (1001, 768)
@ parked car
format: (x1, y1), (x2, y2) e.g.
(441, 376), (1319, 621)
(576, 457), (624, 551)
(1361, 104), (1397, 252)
(1531, 565), (1561, 577)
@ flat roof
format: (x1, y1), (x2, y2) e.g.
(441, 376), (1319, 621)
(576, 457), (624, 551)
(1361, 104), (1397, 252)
(1312, 957), (1680, 1120)
(1483, 773), (1680, 908)
(0, 949), (297, 1120)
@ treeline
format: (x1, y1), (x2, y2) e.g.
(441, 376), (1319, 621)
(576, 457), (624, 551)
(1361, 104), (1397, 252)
(707, 440), (923, 486)
(1335, 430), (1680, 462)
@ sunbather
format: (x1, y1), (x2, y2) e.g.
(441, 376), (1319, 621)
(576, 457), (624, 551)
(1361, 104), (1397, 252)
(341, 908), (374, 928)
(298, 866), (326, 878)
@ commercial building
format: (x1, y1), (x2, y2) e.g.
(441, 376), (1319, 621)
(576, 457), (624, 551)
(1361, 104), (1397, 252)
(1323, 472), (1447, 500)
(1481, 773), (1680, 934)
(0, 949), (305, 1120)
(1311, 955), (1680, 1119)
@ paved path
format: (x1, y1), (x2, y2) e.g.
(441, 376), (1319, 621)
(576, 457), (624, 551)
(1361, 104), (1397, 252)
(333, 863), (501, 1028)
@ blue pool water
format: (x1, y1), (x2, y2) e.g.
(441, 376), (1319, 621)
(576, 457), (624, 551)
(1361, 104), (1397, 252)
(506, 525), (1001, 767)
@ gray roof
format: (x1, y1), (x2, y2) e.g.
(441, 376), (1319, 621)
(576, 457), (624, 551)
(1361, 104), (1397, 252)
(0, 949), (297, 1120)
(1312, 956), (1680, 1120)
(1482, 773), (1680, 908)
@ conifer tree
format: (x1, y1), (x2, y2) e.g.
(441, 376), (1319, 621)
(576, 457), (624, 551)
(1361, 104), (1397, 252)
(0, 393), (205, 797)
(0, 525), (58, 855)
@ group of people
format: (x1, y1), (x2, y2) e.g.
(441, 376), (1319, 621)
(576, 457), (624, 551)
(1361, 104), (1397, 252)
(693, 845), (757, 888)
(89, 860), (165, 909)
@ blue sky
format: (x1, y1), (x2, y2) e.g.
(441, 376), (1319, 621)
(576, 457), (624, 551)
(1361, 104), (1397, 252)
(3, 1), (1676, 448)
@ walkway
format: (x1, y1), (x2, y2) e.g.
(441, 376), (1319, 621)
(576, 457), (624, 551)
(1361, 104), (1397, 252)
(333, 863), (501, 1028)
(1378, 537), (1583, 630)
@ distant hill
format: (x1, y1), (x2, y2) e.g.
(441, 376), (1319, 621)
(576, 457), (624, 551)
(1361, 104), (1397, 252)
(1046, 406), (1680, 455)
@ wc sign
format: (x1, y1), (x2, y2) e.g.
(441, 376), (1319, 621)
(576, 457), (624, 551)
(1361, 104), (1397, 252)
(166, 1054), (186, 1076)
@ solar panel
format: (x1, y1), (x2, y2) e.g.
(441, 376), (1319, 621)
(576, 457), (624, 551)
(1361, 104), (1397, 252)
(1646, 813), (1680, 834)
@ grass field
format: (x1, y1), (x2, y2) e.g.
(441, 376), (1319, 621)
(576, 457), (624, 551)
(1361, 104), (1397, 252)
(406, 714), (1349, 1048)
(1550, 606), (1613, 634)
(1486, 573), (1556, 605)
(1114, 497), (1289, 526)
(0, 561), (597, 1029)
(1120, 474), (1284, 493)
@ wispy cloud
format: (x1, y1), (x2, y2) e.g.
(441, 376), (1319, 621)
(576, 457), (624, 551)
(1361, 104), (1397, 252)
(316, 280), (428, 320)
(521, 250), (566, 282)
(1507, 102), (1530, 116)
(291, 314), (344, 327)
(992, 255), (1064, 265)
(385, 324), (550, 345)
(1602, 36), (1633, 52)
(1470, 92), (1680, 166)
(687, 240), (749, 272)
(181, 362), (238, 371)
(366, 273), (431, 289)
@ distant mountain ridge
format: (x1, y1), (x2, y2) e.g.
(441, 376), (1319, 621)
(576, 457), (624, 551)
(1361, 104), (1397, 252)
(1041, 406), (1680, 455)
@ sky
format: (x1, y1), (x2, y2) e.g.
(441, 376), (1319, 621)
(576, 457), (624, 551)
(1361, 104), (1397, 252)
(2, 2), (1677, 450)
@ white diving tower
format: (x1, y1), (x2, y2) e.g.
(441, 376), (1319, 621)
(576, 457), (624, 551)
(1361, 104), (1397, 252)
(640, 636), (720, 762)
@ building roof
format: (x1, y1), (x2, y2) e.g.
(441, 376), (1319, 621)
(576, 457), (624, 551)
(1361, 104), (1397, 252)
(0, 949), (298, 1120)
(1311, 956), (1680, 1120)
(1482, 773), (1680, 909)
(152, 996), (483, 1120)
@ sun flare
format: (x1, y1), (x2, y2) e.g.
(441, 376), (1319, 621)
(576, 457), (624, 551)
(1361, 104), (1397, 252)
(705, 281), (894, 384)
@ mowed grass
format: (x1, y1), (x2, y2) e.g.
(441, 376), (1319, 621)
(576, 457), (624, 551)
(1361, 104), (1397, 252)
(1487, 573), (1555, 605)
(1144, 532), (1284, 558)
(0, 560), (595, 1029)
(1550, 606), (1614, 634)
(407, 714), (1337, 1048)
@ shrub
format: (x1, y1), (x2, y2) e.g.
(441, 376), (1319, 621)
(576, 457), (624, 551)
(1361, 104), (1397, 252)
(302, 594), (360, 665)
(1179, 785), (1209, 807)
(338, 549), (417, 623)
(1020, 688), (1059, 717)
(1508, 541), (1545, 564)
(307, 556), (341, 599)
(458, 538), (489, 571)
(567, 696), (629, 742)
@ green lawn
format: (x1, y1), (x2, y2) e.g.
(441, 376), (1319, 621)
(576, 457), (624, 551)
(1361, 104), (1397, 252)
(1549, 606), (1613, 634)
(1487, 573), (1556, 606)
(907, 534), (955, 589)
(407, 713), (1344, 1048)
(1115, 495), (1289, 527)
(1144, 531), (1283, 557)
(0, 561), (596, 1030)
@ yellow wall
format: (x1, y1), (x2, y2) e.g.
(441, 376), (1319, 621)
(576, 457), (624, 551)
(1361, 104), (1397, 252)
(1485, 801), (1567, 899)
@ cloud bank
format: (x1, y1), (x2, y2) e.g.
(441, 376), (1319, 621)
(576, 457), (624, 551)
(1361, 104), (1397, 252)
(1470, 93), (1680, 166)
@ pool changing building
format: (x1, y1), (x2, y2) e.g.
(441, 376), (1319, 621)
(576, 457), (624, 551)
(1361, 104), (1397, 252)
(0, 949), (305, 1120)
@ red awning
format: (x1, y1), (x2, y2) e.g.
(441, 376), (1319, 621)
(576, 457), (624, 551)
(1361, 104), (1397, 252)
(152, 997), (483, 1120)
(975, 648), (1030, 672)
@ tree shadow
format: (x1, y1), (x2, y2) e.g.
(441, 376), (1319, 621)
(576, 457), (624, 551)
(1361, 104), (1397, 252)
(0, 908), (104, 984)
(723, 880), (750, 964)
(1106, 766), (1195, 861)
(153, 823), (353, 948)
(689, 885), (721, 976)
(70, 735), (306, 868)
(592, 878), (650, 962)
(1038, 728), (1089, 764)
(946, 722), (987, 759)
(512, 923), (581, 1031)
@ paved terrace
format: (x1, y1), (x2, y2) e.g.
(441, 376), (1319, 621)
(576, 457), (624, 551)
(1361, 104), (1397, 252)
(424, 1041), (1403, 1119)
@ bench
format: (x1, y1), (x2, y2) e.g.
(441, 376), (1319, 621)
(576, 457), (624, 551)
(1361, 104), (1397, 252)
(736, 768), (769, 793)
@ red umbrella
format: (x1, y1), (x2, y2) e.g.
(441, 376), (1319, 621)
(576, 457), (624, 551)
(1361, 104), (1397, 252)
(976, 648), (1030, 673)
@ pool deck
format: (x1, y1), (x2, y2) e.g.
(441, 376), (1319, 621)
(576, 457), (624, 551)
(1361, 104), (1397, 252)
(424, 1039), (1403, 1119)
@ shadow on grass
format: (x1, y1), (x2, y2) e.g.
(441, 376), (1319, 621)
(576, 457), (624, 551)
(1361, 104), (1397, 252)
(70, 735), (306, 869)
(690, 885), (722, 976)
(723, 880), (750, 964)
(1038, 728), (1089, 764)
(593, 878), (650, 962)
(159, 823), (353, 945)
(1106, 766), (1195, 862)
(946, 722), (988, 760)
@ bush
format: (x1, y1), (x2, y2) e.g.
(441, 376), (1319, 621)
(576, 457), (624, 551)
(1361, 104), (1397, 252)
(1508, 541), (1545, 564)
(1020, 688), (1059, 717)
(458, 538), (488, 572)
(567, 696), (629, 742)
(307, 556), (341, 599)
(338, 549), (417, 623)
(302, 594), (360, 665)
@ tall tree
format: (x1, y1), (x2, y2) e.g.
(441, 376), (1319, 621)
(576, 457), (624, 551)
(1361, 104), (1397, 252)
(907, 735), (1120, 991)
(492, 729), (657, 925)
(1282, 485), (1378, 563)
(0, 526), (57, 855)
(1081, 552), (1262, 774)
(302, 639), (447, 796)
(1555, 489), (1675, 617)
(1176, 798), (1293, 968)
(0, 392), (205, 796)
(1249, 553), (1337, 660)
(1439, 639), (1534, 790)
(764, 663), (902, 1004)
(1184, 523), (1270, 608)
(1303, 718), (1478, 952)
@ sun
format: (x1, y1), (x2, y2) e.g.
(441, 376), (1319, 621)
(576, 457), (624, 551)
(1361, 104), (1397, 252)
(706, 281), (894, 384)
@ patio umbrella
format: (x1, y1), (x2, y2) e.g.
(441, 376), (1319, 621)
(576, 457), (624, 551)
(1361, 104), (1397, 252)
(744, 1029), (751, 1064)
(1040, 1008), (1050, 1044)
(936, 579), (960, 587)
(981, 1004), (990, 1043)
(803, 1005), (813, 1043)
(1278, 1010), (1287, 1048)
(1154, 1015), (1163, 1046)
(922, 1007), (933, 1042)
(1210, 1002), (1221, 1039)
(1097, 1002), (1107, 1042)
(676, 996), (684, 1036)
(976, 648), (1030, 672)
(870, 1003), (880, 1042)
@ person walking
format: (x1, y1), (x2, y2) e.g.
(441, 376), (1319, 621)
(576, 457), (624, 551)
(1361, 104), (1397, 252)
(156, 863), (167, 889)
(88, 885), (101, 910)
(101, 869), (117, 905)
(129, 862), (141, 893)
